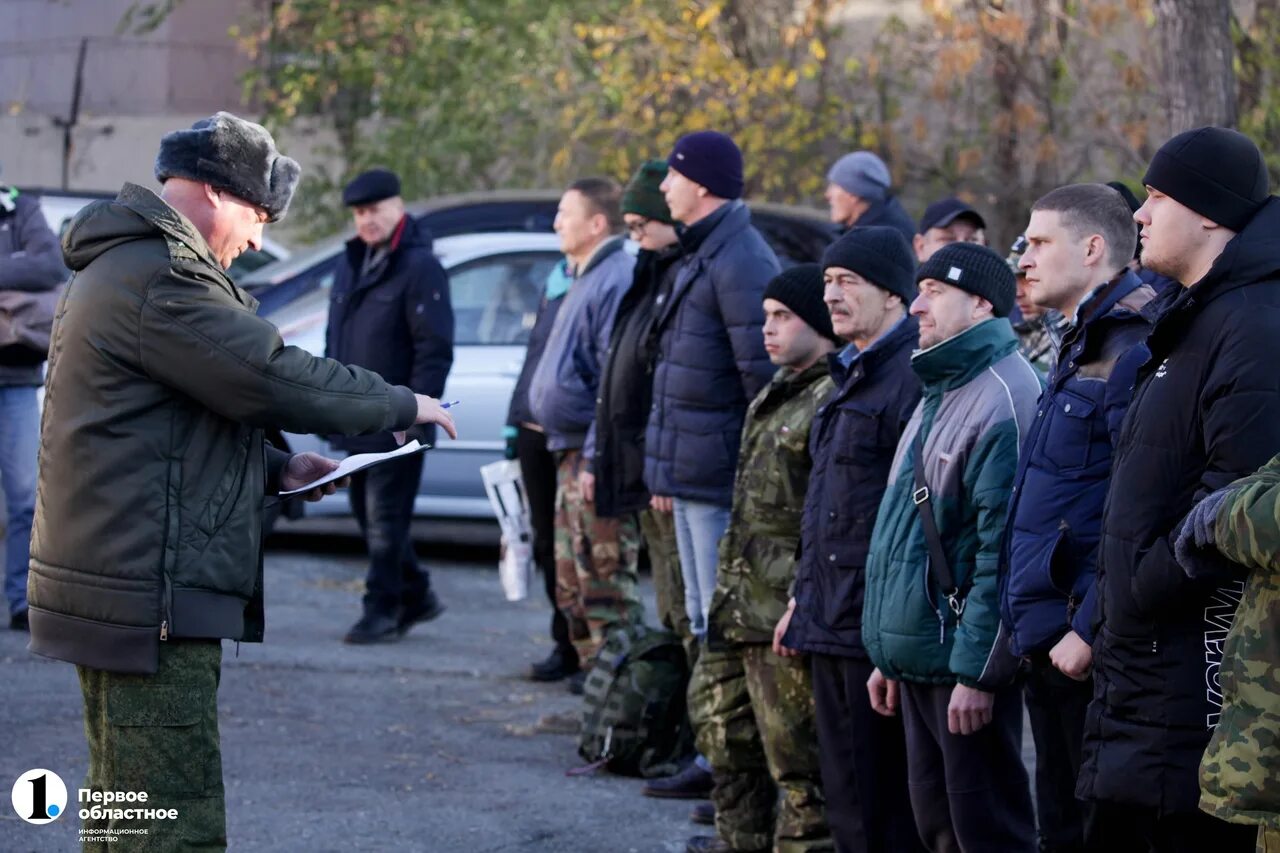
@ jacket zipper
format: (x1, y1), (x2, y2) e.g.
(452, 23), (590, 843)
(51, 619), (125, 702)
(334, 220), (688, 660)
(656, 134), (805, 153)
(160, 571), (172, 641)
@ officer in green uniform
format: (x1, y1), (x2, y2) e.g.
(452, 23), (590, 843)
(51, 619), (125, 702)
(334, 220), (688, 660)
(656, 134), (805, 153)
(685, 264), (836, 853)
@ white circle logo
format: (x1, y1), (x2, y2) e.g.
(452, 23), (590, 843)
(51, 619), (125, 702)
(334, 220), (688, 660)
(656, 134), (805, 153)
(11, 769), (68, 824)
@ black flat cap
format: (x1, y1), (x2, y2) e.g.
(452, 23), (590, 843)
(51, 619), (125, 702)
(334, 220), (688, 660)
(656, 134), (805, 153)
(342, 168), (402, 207)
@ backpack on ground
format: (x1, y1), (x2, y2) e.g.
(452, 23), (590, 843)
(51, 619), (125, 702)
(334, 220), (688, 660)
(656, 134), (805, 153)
(577, 623), (692, 778)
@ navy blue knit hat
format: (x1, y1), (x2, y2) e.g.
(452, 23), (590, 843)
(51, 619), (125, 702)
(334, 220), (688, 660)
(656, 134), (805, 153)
(916, 242), (1016, 317)
(667, 131), (744, 200)
(820, 226), (916, 305)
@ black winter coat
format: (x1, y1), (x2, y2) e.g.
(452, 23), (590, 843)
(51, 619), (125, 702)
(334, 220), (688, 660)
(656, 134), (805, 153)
(593, 245), (682, 518)
(784, 316), (921, 658)
(1077, 197), (1280, 813)
(0, 190), (66, 385)
(326, 216), (454, 451)
(644, 201), (779, 506)
(846, 194), (916, 244)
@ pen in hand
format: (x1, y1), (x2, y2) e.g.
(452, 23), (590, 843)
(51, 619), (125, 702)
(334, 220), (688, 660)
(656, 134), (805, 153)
(441, 400), (461, 409)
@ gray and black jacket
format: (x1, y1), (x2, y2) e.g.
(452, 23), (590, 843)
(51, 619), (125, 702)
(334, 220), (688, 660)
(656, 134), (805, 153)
(0, 189), (67, 385)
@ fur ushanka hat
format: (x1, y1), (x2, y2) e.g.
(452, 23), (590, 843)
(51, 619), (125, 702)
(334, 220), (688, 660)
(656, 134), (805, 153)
(155, 112), (301, 222)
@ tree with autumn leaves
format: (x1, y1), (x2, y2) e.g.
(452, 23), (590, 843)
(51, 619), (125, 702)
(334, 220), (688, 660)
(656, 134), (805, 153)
(130, 0), (1273, 240)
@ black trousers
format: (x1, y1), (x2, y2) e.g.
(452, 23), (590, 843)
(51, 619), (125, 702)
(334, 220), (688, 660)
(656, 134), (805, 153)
(516, 426), (571, 655)
(1024, 656), (1092, 852)
(900, 680), (1036, 853)
(810, 653), (924, 853)
(349, 452), (428, 615)
(1085, 800), (1256, 852)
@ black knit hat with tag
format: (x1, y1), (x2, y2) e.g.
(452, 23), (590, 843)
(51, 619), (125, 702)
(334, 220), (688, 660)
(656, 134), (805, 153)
(916, 242), (1016, 317)
(1142, 127), (1269, 231)
(763, 263), (837, 342)
(820, 225), (916, 305)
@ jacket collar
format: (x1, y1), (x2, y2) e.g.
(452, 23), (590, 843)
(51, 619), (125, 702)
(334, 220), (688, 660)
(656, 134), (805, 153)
(574, 235), (626, 279)
(1074, 268), (1146, 327)
(678, 200), (748, 260)
(753, 360), (831, 415)
(911, 317), (1019, 391)
(343, 214), (432, 288)
(828, 314), (918, 386)
(116, 183), (251, 308)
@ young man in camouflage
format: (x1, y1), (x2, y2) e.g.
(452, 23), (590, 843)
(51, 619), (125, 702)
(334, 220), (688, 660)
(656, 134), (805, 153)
(1176, 453), (1280, 852)
(686, 264), (836, 853)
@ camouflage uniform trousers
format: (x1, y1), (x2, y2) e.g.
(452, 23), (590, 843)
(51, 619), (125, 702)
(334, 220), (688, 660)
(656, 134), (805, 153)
(78, 639), (226, 852)
(554, 449), (643, 661)
(639, 507), (694, 664)
(688, 643), (831, 853)
(1260, 826), (1280, 853)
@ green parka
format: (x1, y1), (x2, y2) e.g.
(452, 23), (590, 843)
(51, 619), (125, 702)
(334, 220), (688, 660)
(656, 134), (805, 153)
(27, 184), (418, 674)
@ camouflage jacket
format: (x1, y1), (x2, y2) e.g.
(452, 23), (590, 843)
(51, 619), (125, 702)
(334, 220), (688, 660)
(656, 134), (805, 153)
(1201, 452), (1280, 828)
(707, 361), (833, 646)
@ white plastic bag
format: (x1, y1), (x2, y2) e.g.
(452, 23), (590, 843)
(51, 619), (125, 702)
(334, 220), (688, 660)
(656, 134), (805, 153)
(480, 459), (535, 601)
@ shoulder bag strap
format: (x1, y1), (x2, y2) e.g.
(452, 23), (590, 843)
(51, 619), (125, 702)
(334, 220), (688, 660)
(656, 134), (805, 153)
(912, 430), (965, 616)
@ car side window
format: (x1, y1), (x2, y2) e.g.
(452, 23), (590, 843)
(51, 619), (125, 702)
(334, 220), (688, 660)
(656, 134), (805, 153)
(448, 252), (558, 345)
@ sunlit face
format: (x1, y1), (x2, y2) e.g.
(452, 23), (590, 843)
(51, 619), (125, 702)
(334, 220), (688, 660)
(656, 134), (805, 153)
(762, 297), (828, 369)
(659, 168), (704, 225)
(915, 218), (987, 262)
(1134, 186), (1209, 283)
(351, 196), (405, 246)
(207, 191), (267, 269)
(554, 189), (605, 259)
(824, 183), (867, 226)
(1018, 208), (1094, 315)
(822, 266), (897, 344)
(624, 213), (678, 252)
(910, 278), (989, 349)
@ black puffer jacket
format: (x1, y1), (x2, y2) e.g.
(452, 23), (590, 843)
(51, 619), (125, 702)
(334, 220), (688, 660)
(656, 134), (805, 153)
(784, 316), (920, 658)
(644, 201), (779, 506)
(592, 244), (682, 518)
(1077, 197), (1280, 813)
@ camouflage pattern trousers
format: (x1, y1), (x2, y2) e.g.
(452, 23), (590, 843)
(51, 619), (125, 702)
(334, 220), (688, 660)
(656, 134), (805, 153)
(689, 644), (831, 852)
(639, 507), (693, 662)
(77, 639), (225, 852)
(555, 449), (643, 661)
(1260, 825), (1280, 852)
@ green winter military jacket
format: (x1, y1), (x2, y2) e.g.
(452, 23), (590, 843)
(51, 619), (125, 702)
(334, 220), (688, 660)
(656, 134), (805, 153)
(708, 361), (833, 646)
(1200, 452), (1280, 829)
(27, 184), (418, 675)
(862, 318), (1040, 686)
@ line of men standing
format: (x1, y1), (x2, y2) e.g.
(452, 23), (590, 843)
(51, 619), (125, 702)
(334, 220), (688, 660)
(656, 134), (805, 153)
(511, 125), (1280, 853)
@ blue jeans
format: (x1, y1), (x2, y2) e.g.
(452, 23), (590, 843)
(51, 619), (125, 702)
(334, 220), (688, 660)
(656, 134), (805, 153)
(0, 386), (39, 616)
(672, 498), (731, 637)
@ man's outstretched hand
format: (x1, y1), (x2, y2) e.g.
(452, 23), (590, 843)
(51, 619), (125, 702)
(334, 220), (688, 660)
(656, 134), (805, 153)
(280, 452), (349, 502)
(394, 394), (458, 445)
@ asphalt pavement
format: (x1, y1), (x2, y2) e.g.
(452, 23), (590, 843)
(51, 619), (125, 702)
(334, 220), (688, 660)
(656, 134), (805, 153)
(1, 535), (698, 852)
(2, 533), (1039, 852)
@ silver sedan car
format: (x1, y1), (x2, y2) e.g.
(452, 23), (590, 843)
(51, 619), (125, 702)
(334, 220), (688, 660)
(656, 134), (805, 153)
(262, 231), (562, 519)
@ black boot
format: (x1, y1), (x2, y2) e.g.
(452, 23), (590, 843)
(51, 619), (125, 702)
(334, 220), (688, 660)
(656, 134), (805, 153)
(642, 762), (713, 799)
(398, 589), (445, 635)
(343, 611), (402, 644)
(690, 802), (716, 826)
(529, 646), (580, 682)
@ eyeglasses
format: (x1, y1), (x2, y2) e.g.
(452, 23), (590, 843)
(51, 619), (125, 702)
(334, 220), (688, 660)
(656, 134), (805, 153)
(626, 218), (651, 238)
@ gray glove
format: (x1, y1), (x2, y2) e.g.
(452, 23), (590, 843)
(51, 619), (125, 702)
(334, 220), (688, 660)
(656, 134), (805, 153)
(1174, 488), (1232, 579)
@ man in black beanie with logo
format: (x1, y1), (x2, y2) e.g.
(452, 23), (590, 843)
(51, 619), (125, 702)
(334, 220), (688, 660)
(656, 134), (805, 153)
(328, 168), (455, 644)
(775, 226), (926, 853)
(1077, 127), (1280, 851)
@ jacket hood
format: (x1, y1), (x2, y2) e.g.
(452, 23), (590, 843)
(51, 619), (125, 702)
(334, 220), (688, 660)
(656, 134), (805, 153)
(1194, 195), (1280, 298)
(62, 183), (224, 276)
(911, 317), (1019, 390)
